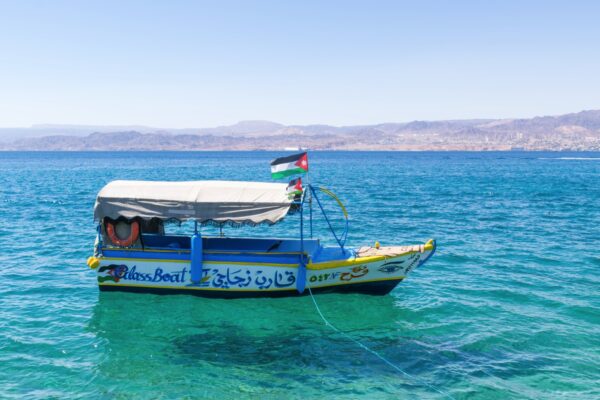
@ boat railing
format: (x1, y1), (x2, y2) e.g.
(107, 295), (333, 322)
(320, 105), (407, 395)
(294, 184), (349, 292)
(297, 184), (348, 251)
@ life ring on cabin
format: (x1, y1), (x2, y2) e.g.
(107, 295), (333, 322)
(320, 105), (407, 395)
(105, 219), (140, 247)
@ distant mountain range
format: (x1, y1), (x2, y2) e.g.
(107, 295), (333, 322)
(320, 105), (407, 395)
(2, 110), (600, 151)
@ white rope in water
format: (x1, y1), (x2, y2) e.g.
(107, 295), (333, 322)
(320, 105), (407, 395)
(307, 286), (456, 400)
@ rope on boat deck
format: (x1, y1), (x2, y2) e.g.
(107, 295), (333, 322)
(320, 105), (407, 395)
(306, 286), (456, 400)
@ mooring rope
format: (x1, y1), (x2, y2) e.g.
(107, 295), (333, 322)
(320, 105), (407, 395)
(307, 286), (456, 400)
(411, 339), (535, 399)
(306, 287), (534, 399)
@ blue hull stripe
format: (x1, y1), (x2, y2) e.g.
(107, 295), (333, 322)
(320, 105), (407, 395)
(102, 249), (302, 265)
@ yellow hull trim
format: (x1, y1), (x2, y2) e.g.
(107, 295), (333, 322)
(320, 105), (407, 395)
(100, 241), (434, 270)
(101, 254), (412, 270)
(309, 248), (432, 270)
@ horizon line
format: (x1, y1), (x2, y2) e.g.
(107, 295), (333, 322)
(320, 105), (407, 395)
(1, 108), (598, 131)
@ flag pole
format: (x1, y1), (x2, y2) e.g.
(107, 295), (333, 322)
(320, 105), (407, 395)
(297, 176), (307, 293)
(306, 151), (313, 238)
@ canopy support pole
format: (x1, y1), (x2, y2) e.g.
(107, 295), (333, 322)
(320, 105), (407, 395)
(296, 188), (308, 293)
(94, 224), (103, 257)
(191, 222), (203, 284)
(309, 184), (313, 238)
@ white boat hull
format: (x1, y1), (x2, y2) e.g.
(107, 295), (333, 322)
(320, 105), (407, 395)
(95, 242), (435, 297)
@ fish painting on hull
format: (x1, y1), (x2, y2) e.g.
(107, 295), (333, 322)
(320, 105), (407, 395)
(97, 264), (127, 283)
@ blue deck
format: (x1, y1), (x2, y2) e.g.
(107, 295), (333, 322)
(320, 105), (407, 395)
(101, 235), (351, 264)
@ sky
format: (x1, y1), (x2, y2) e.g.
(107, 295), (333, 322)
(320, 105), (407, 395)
(1, 0), (600, 129)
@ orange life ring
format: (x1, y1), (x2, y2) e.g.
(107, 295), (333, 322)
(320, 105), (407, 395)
(105, 220), (140, 247)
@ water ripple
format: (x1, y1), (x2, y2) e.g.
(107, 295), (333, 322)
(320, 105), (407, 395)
(0, 151), (599, 399)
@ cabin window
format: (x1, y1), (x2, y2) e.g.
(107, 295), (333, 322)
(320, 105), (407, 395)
(140, 218), (164, 235)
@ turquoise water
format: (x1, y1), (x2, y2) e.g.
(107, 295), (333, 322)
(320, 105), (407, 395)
(0, 151), (598, 399)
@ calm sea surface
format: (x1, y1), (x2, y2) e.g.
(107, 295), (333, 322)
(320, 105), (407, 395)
(0, 151), (598, 399)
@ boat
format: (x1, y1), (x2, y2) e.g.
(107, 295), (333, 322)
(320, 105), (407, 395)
(87, 177), (436, 298)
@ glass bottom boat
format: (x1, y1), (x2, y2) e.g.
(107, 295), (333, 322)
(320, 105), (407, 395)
(87, 180), (436, 298)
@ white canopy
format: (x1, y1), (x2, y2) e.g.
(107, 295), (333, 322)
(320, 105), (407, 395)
(94, 180), (293, 226)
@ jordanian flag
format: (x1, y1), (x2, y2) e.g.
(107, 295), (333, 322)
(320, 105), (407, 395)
(270, 152), (308, 179)
(286, 178), (303, 198)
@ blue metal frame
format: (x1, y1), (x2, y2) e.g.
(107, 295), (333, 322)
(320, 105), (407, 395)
(295, 184), (349, 293)
(190, 221), (203, 284)
(296, 189), (307, 292)
(96, 182), (349, 294)
(308, 185), (348, 250)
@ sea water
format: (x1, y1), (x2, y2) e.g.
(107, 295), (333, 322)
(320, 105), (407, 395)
(0, 151), (598, 399)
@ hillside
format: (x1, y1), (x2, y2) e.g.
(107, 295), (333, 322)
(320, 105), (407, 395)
(2, 110), (600, 151)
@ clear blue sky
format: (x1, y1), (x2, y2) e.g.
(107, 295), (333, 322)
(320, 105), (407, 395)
(1, 0), (599, 128)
